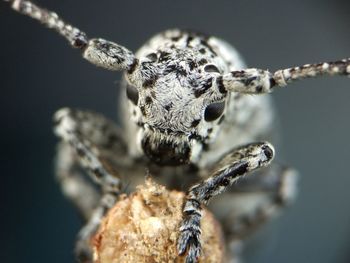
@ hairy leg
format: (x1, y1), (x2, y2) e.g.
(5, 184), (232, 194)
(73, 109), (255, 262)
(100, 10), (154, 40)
(177, 142), (275, 263)
(210, 164), (297, 261)
(54, 108), (130, 261)
(55, 142), (100, 221)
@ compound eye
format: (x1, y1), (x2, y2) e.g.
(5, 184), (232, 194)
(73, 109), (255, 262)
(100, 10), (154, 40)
(204, 64), (220, 73)
(126, 84), (139, 105)
(204, 101), (225, 122)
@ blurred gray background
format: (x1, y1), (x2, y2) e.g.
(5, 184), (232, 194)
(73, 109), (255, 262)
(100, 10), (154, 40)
(1, 0), (350, 262)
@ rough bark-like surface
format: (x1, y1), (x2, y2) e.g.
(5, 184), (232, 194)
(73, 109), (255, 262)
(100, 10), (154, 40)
(92, 178), (225, 263)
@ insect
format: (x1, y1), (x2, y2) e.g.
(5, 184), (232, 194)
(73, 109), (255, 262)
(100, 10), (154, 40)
(5, 0), (350, 262)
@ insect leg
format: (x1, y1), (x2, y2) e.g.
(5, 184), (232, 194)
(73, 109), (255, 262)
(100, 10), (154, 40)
(54, 108), (129, 261)
(75, 192), (118, 262)
(177, 142), (275, 263)
(55, 142), (100, 221)
(6, 0), (136, 71)
(210, 164), (297, 260)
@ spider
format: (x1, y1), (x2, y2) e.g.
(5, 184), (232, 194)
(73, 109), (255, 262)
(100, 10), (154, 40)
(5, 0), (350, 262)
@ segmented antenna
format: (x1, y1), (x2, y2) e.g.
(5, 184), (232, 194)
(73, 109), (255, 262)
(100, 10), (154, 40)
(5, 0), (88, 48)
(222, 58), (350, 94)
(273, 58), (350, 87)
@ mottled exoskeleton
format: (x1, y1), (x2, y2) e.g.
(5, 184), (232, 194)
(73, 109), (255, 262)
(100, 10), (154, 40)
(6, 0), (350, 262)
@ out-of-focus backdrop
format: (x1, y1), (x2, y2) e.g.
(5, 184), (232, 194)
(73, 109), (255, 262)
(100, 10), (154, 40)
(1, 0), (350, 262)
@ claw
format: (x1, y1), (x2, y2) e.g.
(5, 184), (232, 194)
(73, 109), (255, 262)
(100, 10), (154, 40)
(178, 198), (203, 262)
(177, 232), (190, 255)
(177, 227), (202, 263)
(186, 238), (201, 263)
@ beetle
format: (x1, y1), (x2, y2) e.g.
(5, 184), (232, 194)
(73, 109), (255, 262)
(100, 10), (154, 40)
(4, 1), (350, 262)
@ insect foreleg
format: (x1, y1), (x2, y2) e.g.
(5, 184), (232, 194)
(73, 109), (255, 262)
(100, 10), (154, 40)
(178, 142), (275, 263)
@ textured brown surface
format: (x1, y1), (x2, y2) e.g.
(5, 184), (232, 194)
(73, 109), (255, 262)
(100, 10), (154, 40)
(92, 178), (225, 263)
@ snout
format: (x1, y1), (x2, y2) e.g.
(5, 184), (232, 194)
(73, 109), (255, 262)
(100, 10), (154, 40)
(141, 132), (191, 166)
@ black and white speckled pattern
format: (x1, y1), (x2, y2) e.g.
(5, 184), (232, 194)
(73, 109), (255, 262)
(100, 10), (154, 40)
(6, 1), (350, 262)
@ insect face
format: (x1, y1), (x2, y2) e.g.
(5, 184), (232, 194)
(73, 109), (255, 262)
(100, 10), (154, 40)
(6, 1), (350, 263)
(125, 47), (228, 165)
